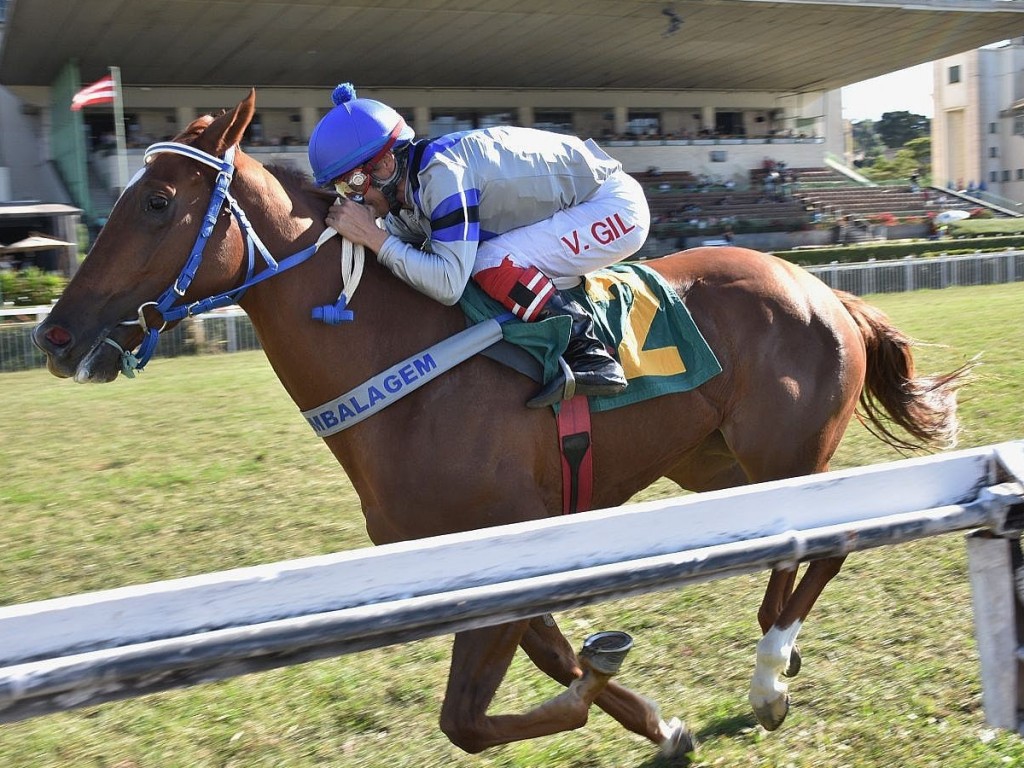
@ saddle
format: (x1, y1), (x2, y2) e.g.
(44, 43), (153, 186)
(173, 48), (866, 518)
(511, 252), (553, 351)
(461, 262), (722, 413)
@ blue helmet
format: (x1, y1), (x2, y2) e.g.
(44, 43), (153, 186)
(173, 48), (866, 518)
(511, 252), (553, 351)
(308, 83), (414, 186)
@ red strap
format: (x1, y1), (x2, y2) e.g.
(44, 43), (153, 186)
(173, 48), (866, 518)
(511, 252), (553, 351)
(557, 396), (593, 514)
(366, 121), (405, 171)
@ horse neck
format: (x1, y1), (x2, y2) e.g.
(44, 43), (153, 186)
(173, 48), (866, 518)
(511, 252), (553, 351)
(231, 166), (463, 412)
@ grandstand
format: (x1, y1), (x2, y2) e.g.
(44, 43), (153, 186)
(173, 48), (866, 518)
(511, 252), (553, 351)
(631, 163), (1011, 256)
(634, 169), (809, 246)
(0, 2), (1021, 267)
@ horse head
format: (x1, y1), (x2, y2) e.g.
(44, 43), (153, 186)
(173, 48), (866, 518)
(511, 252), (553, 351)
(33, 91), (267, 383)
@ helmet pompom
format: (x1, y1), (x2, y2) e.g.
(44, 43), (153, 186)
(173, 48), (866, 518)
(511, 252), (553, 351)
(332, 82), (357, 106)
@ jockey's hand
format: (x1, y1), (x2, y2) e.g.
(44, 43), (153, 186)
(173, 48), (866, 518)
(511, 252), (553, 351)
(325, 198), (388, 253)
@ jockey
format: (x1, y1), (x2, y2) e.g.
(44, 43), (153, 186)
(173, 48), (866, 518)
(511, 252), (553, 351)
(308, 83), (651, 408)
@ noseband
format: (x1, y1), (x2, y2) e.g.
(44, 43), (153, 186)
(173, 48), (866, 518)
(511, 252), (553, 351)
(106, 141), (362, 376)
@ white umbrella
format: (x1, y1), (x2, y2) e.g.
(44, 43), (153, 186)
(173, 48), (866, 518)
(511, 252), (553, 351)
(2, 234), (77, 253)
(934, 209), (971, 225)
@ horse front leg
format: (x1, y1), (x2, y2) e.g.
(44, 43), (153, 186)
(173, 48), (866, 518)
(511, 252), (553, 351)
(519, 615), (694, 758)
(749, 555), (846, 730)
(439, 620), (631, 753)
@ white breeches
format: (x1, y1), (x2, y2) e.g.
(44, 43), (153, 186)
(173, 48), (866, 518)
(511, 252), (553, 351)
(473, 170), (651, 288)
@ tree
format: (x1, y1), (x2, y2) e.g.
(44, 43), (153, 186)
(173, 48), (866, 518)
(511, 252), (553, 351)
(860, 148), (920, 182)
(903, 136), (931, 168)
(850, 119), (883, 167)
(876, 111), (930, 149)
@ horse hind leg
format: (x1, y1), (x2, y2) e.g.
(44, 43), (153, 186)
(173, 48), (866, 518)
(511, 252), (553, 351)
(519, 615), (694, 758)
(724, 412), (853, 731)
(438, 619), (633, 753)
(749, 555), (845, 730)
(758, 566), (802, 677)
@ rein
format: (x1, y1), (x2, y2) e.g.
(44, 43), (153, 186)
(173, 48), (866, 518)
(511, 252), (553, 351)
(106, 141), (363, 376)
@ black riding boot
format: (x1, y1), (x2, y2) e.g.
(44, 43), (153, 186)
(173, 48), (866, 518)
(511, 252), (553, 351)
(526, 291), (628, 409)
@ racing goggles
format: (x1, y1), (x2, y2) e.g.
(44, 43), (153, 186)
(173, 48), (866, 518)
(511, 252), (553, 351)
(332, 122), (405, 200)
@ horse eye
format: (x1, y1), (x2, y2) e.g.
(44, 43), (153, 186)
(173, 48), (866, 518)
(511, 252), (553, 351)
(146, 194), (170, 212)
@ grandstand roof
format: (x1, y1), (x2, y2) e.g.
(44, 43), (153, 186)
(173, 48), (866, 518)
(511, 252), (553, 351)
(1, 1), (1021, 93)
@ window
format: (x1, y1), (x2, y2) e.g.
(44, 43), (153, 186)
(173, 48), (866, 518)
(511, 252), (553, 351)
(533, 111), (574, 135)
(948, 65), (961, 84)
(477, 111), (515, 129)
(990, 171), (999, 182)
(990, 146), (999, 158)
(1014, 116), (1024, 136)
(627, 111), (661, 137)
(429, 110), (515, 134)
(1017, 169), (1024, 180)
(709, 150), (727, 162)
(990, 122), (998, 134)
(1003, 170), (1011, 182)
(429, 112), (475, 134)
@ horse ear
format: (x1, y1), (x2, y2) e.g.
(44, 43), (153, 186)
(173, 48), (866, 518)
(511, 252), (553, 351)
(198, 89), (256, 156)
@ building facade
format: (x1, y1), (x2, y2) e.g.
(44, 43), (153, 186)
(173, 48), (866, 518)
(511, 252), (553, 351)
(0, 77), (844, 224)
(933, 38), (1024, 207)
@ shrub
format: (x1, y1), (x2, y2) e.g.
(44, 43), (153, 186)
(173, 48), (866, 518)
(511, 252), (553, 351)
(771, 234), (1024, 265)
(0, 267), (67, 306)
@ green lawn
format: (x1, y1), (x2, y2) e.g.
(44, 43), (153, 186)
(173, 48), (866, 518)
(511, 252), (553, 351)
(0, 283), (1021, 767)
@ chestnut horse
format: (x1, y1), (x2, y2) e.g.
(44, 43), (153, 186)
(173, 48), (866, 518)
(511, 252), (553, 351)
(33, 91), (967, 758)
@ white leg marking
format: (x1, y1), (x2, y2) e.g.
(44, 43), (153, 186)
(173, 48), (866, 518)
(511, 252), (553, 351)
(643, 696), (691, 757)
(749, 620), (802, 710)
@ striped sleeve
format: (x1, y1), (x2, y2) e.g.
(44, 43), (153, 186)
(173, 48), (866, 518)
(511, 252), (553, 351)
(429, 189), (481, 243)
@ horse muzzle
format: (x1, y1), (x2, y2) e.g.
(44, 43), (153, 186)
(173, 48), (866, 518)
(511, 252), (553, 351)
(32, 319), (133, 383)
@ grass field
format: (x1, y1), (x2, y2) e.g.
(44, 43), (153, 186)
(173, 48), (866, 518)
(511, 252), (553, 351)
(1, 283), (1022, 767)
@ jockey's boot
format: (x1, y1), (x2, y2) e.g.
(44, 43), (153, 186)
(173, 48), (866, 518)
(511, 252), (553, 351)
(527, 291), (627, 409)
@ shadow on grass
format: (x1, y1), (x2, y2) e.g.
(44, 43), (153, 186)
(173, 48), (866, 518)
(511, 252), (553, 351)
(633, 713), (759, 767)
(695, 712), (758, 739)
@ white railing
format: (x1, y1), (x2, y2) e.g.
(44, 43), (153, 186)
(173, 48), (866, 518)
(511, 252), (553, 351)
(3, 250), (1022, 373)
(0, 441), (1022, 729)
(0, 306), (258, 373)
(806, 249), (1022, 294)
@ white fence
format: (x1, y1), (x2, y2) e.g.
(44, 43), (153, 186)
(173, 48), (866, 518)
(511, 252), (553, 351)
(0, 305), (259, 373)
(1, 441), (1022, 730)
(806, 249), (1023, 294)
(2, 250), (1023, 373)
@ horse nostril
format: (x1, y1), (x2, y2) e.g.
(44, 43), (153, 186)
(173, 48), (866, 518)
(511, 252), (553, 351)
(44, 325), (73, 347)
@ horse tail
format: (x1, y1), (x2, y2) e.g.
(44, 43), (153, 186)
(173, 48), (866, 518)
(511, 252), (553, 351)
(835, 290), (973, 452)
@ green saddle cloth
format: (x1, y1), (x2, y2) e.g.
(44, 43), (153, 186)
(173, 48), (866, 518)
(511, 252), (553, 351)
(459, 262), (722, 412)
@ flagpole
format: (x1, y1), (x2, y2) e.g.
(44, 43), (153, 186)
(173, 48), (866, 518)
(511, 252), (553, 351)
(109, 66), (129, 194)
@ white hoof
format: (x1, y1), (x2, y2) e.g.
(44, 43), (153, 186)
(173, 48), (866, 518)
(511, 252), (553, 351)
(659, 716), (695, 758)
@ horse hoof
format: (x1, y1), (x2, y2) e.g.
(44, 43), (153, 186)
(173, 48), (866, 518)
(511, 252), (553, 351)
(579, 630), (633, 675)
(784, 644), (802, 678)
(751, 693), (790, 731)
(660, 717), (696, 758)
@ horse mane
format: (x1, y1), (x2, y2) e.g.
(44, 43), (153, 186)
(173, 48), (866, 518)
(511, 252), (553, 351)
(265, 163), (334, 202)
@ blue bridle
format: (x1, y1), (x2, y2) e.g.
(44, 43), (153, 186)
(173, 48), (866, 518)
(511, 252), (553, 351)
(106, 141), (349, 376)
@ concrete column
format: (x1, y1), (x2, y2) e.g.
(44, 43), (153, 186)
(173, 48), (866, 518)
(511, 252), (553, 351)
(613, 105), (628, 136)
(413, 105), (432, 137)
(702, 106), (715, 133)
(300, 106), (320, 143)
(174, 106), (197, 133)
(517, 104), (534, 128)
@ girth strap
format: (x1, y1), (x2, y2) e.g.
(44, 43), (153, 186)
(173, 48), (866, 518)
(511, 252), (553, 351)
(557, 396), (593, 514)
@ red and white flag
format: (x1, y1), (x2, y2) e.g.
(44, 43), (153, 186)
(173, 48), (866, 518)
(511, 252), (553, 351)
(71, 74), (116, 111)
